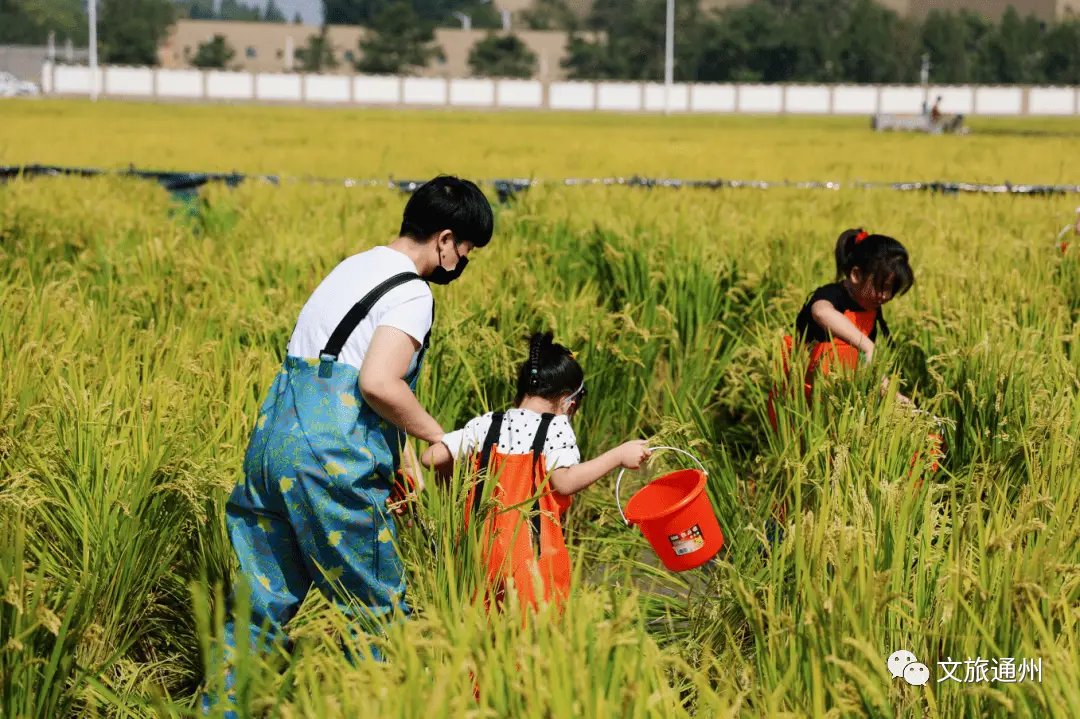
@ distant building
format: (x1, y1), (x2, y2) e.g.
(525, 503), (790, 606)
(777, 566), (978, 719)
(159, 20), (594, 80)
(898, 0), (1079, 21)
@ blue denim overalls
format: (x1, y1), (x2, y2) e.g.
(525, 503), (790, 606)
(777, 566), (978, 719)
(222, 271), (431, 656)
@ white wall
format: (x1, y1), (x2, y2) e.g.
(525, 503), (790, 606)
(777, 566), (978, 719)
(305, 75), (350, 103)
(690, 84), (736, 113)
(354, 75), (399, 104)
(255, 73), (302, 102)
(450, 78), (494, 107)
(496, 80), (542, 108)
(402, 77), (447, 105)
(975, 87), (1023, 116)
(879, 86), (924, 114)
(53, 65), (100, 94)
(105, 67), (153, 97)
(157, 69), (203, 98)
(42, 60), (54, 93)
(832, 86), (878, 115)
(784, 85), (830, 114)
(206, 71), (253, 100)
(549, 82), (595, 110)
(1028, 87), (1076, 116)
(37, 65), (1080, 118)
(597, 83), (642, 112)
(739, 84), (784, 114)
(643, 83), (689, 113)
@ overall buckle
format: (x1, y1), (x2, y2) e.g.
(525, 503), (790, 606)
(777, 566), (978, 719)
(318, 353), (335, 379)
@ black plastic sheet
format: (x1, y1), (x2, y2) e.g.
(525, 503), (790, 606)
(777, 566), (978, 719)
(3, 164), (1078, 201)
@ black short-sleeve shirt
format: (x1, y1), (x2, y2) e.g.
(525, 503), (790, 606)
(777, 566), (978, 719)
(795, 282), (890, 344)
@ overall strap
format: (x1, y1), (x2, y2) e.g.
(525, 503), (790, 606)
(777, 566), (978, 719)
(320, 272), (423, 361)
(473, 412), (505, 516)
(529, 413), (556, 553)
(410, 296), (435, 381)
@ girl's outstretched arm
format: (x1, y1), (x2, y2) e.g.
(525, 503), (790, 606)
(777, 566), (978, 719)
(810, 300), (875, 358)
(420, 442), (452, 469)
(421, 441), (456, 484)
(547, 440), (650, 496)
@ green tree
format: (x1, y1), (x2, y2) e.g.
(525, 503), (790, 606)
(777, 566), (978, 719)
(355, 2), (441, 75)
(180, 0), (268, 21)
(563, 0), (702, 81)
(99, 0), (176, 66)
(961, 10), (998, 83)
(297, 24), (340, 72)
(218, 0), (262, 20)
(978, 6), (1045, 84)
(921, 10), (972, 83)
(0, 0), (88, 45)
(692, 2), (797, 83)
(1042, 18), (1080, 85)
(293, 11), (303, 23)
(519, 0), (577, 31)
(325, 0), (499, 28)
(836, 0), (913, 83)
(191, 34), (235, 68)
(468, 33), (537, 78)
(264, 0), (287, 22)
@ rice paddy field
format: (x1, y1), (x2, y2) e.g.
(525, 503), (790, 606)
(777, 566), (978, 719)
(3, 99), (1080, 718)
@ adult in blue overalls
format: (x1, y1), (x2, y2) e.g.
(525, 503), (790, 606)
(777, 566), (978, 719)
(209, 176), (493, 703)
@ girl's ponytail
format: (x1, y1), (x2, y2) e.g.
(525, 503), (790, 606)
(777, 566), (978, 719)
(832, 228), (915, 296)
(834, 228), (864, 280)
(515, 331), (584, 406)
(528, 332), (551, 389)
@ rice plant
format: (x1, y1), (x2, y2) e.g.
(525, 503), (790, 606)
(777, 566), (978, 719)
(2, 105), (1080, 717)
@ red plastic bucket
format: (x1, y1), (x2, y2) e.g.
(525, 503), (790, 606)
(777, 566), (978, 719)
(616, 448), (724, 572)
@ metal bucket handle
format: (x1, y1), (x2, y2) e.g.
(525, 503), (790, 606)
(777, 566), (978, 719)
(615, 446), (708, 526)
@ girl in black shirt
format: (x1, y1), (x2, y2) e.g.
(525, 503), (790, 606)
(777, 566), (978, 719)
(768, 228), (915, 431)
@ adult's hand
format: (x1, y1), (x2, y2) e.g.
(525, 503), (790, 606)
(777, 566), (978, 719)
(401, 441), (425, 495)
(390, 440), (426, 516)
(359, 326), (445, 445)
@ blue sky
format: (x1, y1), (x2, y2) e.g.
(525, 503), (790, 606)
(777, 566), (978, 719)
(212, 0), (324, 24)
(271, 0), (322, 24)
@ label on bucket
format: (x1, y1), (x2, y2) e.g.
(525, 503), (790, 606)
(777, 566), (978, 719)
(668, 525), (705, 556)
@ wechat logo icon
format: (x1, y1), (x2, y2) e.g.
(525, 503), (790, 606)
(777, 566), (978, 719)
(888, 650), (930, 686)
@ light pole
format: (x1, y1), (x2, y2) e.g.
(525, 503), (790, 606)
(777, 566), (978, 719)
(664, 0), (674, 115)
(920, 52), (931, 116)
(88, 0), (98, 101)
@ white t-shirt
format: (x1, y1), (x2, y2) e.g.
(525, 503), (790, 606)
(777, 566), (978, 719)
(287, 246), (433, 374)
(441, 409), (581, 472)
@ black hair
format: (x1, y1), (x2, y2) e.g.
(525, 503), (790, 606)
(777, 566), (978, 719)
(514, 332), (585, 407)
(399, 175), (494, 248)
(834, 228), (914, 296)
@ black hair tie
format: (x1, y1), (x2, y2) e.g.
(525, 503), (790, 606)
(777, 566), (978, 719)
(529, 335), (542, 388)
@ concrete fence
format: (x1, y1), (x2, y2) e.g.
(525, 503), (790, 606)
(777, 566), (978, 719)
(40, 63), (1080, 116)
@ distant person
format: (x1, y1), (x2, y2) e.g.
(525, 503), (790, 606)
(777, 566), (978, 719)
(421, 332), (650, 612)
(931, 96), (943, 124)
(203, 176), (494, 715)
(1058, 207), (1080, 254)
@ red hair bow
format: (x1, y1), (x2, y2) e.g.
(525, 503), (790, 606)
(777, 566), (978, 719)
(855, 231), (869, 243)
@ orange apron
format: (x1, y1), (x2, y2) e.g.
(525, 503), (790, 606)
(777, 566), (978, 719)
(465, 412), (572, 613)
(767, 307), (942, 493)
(768, 306), (877, 432)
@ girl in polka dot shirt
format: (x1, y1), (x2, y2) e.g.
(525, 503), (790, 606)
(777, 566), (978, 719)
(421, 332), (649, 608)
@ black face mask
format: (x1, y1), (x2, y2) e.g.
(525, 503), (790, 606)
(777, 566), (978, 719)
(425, 244), (468, 285)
